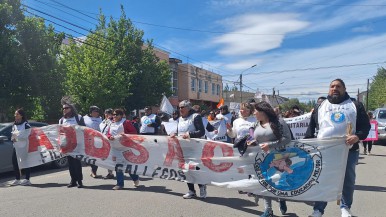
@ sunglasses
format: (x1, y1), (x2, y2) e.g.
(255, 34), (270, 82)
(113, 113), (121, 116)
(63, 107), (70, 110)
(179, 106), (186, 109)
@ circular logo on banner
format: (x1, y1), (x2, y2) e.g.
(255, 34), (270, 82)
(330, 112), (345, 123)
(254, 142), (322, 197)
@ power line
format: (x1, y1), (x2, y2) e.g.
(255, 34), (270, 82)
(243, 61), (386, 76)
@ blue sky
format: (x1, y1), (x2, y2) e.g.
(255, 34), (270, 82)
(24, 0), (386, 102)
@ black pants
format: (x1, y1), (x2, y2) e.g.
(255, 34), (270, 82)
(187, 183), (204, 193)
(68, 156), (83, 183)
(90, 165), (98, 174)
(363, 141), (373, 152)
(12, 149), (30, 180)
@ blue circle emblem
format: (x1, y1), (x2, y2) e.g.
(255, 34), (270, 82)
(254, 142), (322, 197)
(330, 112), (345, 123)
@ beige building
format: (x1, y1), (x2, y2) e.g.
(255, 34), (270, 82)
(168, 59), (222, 110)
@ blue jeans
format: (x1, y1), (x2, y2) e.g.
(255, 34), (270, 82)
(116, 171), (139, 187)
(313, 150), (359, 213)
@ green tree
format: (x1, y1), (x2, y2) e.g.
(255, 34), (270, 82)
(0, 0), (65, 121)
(279, 98), (312, 114)
(368, 67), (386, 110)
(62, 6), (171, 114)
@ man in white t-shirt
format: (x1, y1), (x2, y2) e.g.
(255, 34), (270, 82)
(140, 106), (161, 135)
(83, 106), (102, 178)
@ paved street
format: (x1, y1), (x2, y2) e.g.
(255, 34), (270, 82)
(1, 144), (386, 217)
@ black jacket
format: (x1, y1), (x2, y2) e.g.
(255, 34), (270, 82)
(304, 93), (370, 151)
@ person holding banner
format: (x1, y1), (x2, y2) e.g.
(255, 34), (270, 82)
(227, 102), (256, 142)
(59, 103), (86, 188)
(305, 79), (370, 217)
(100, 108), (115, 180)
(9, 108), (32, 186)
(108, 108), (140, 190)
(226, 102), (259, 202)
(83, 105), (102, 178)
(362, 112), (376, 155)
(170, 100), (206, 199)
(252, 101), (292, 217)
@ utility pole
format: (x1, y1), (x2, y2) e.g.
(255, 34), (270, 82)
(239, 64), (256, 104)
(366, 78), (370, 111)
(240, 74), (243, 103)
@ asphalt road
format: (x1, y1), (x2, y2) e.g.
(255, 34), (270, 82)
(1, 144), (386, 217)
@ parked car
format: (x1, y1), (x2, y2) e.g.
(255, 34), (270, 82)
(0, 122), (68, 173)
(373, 108), (386, 140)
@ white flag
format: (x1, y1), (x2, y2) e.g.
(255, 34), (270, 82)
(160, 95), (174, 115)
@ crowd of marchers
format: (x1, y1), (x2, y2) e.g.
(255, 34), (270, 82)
(7, 78), (371, 217)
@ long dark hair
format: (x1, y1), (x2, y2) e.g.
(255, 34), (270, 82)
(15, 108), (28, 123)
(63, 103), (78, 118)
(254, 101), (282, 141)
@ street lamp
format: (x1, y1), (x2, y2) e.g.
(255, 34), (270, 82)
(240, 64), (257, 103)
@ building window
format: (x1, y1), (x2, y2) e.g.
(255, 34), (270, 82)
(212, 83), (215, 95)
(198, 79), (202, 92)
(216, 84), (220, 95)
(191, 78), (196, 91)
(204, 81), (208, 93)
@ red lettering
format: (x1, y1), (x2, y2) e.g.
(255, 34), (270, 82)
(59, 125), (77, 154)
(120, 135), (149, 164)
(84, 128), (111, 160)
(28, 128), (54, 152)
(163, 138), (185, 168)
(201, 141), (234, 172)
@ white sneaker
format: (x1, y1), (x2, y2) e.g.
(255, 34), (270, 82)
(341, 207), (352, 217)
(309, 210), (323, 217)
(9, 179), (21, 186)
(133, 180), (140, 187)
(182, 190), (196, 199)
(199, 185), (207, 198)
(20, 179), (31, 186)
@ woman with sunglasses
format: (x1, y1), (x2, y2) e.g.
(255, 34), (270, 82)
(170, 100), (206, 199)
(108, 108), (139, 190)
(59, 103), (86, 188)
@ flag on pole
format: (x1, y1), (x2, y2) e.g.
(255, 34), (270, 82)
(217, 98), (224, 108)
(160, 95), (174, 115)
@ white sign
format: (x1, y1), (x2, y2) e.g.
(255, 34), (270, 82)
(14, 124), (348, 202)
(284, 113), (311, 139)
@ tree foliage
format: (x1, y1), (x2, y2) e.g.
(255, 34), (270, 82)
(61, 6), (171, 113)
(279, 98), (312, 114)
(0, 0), (65, 121)
(368, 67), (386, 110)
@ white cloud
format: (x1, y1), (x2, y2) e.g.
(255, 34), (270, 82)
(213, 13), (309, 56)
(352, 25), (373, 33)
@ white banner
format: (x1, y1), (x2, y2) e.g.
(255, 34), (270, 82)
(14, 124), (348, 202)
(284, 113), (311, 139)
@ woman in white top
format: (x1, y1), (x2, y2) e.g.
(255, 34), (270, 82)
(226, 102), (256, 141)
(9, 108), (32, 186)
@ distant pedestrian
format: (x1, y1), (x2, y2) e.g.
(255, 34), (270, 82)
(363, 111), (376, 155)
